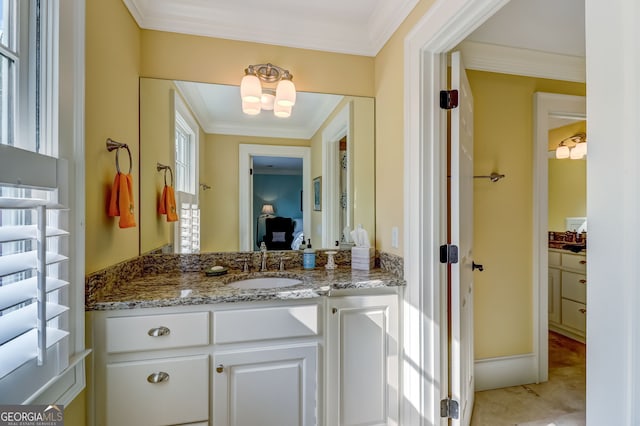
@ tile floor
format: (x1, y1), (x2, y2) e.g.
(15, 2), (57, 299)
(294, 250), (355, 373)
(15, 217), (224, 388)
(470, 332), (586, 425)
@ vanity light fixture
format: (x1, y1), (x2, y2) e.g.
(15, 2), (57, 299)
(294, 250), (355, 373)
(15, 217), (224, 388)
(241, 63), (296, 118)
(555, 132), (587, 160)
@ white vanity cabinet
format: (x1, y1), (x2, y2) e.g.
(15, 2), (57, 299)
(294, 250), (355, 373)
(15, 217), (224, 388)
(90, 309), (211, 426)
(211, 302), (321, 426)
(325, 293), (400, 426)
(89, 291), (401, 426)
(548, 249), (587, 342)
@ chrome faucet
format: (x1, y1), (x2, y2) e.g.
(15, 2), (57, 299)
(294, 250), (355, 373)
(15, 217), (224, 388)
(260, 242), (268, 271)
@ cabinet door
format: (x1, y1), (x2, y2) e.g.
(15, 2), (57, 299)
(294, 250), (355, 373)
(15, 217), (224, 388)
(213, 344), (318, 426)
(548, 267), (561, 325)
(326, 294), (399, 426)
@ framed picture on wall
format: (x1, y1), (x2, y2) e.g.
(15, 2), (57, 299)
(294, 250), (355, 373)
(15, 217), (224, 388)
(313, 176), (322, 211)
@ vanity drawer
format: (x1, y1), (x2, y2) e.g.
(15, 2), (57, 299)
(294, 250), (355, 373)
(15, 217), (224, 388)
(561, 253), (586, 272)
(106, 355), (209, 426)
(213, 304), (319, 344)
(561, 271), (587, 304)
(106, 311), (209, 353)
(548, 251), (561, 267)
(561, 299), (586, 334)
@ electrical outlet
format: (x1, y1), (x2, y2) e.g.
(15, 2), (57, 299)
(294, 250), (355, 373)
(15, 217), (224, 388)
(392, 227), (399, 248)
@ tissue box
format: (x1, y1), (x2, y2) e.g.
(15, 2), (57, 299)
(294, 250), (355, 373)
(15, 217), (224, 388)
(351, 247), (375, 270)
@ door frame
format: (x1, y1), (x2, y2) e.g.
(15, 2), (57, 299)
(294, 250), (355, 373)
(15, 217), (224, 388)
(402, 1), (510, 424)
(533, 92), (586, 381)
(239, 144), (311, 251)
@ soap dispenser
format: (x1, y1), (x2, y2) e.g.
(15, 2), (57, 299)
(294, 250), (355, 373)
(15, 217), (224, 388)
(303, 239), (316, 269)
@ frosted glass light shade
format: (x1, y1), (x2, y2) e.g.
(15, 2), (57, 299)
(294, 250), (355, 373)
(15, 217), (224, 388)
(261, 204), (275, 215)
(242, 99), (261, 115)
(275, 79), (296, 107)
(261, 92), (275, 111)
(241, 74), (262, 102)
(570, 142), (587, 159)
(274, 103), (292, 118)
(555, 145), (570, 159)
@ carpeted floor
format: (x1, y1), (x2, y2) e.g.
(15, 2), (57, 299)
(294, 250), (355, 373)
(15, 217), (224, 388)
(470, 332), (586, 425)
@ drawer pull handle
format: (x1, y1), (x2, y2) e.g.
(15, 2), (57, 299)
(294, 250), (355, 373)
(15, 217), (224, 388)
(147, 371), (170, 383)
(579, 260), (586, 265)
(579, 308), (587, 314)
(579, 279), (587, 284)
(148, 326), (171, 337)
(216, 364), (224, 374)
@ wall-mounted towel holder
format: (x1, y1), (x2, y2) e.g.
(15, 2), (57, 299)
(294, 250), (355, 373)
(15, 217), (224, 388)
(106, 138), (132, 174)
(157, 163), (174, 187)
(473, 172), (505, 183)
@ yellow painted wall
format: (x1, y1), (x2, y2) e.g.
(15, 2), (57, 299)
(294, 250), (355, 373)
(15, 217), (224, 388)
(201, 134), (309, 252)
(468, 70), (586, 358)
(373, 0), (437, 255)
(64, 389), (86, 425)
(85, 0), (140, 274)
(140, 31), (374, 97)
(549, 160), (586, 231)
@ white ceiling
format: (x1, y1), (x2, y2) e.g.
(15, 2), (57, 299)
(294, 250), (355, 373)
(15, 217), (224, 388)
(124, 0), (585, 58)
(467, 0), (585, 57)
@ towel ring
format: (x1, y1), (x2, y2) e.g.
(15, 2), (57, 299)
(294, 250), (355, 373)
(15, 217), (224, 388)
(156, 163), (174, 187)
(106, 138), (132, 174)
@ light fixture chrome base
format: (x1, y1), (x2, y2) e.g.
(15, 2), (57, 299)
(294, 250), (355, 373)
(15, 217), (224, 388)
(246, 63), (293, 82)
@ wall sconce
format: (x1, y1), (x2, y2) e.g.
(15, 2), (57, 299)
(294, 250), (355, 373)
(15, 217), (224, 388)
(241, 63), (296, 118)
(556, 132), (587, 159)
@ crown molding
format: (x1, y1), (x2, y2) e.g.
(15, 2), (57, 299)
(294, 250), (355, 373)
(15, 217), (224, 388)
(458, 41), (586, 83)
(123, 0), (418, 56)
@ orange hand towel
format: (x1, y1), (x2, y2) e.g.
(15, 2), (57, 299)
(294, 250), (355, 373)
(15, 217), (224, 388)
(108, 173), (121, 217)
(118, 173), (136, 228)
(165, 185), (179, 222)
(158, 185), (167, 215)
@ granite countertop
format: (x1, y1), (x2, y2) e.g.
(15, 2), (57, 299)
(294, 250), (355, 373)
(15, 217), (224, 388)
(87, 267), (406, 311)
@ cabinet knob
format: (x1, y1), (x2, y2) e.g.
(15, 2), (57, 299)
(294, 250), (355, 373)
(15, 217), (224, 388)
(148, 326), (171, 337)
(216, 364), (224, 374)
(579, 308), (587, 314)
(579, 279), (587, 284)
(332, 307), (338, 314)
(579, 260), (587, 265)
(147, 371), (170, 383)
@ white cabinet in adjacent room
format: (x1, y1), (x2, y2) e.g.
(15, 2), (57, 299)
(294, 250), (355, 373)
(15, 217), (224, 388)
(548, 249), (587, 342)
(325, 293), (400, 426)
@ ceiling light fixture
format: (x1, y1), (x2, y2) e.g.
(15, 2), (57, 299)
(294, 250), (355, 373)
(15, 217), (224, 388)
(555, 132), (587, 160)
(240, 63), (296, 118)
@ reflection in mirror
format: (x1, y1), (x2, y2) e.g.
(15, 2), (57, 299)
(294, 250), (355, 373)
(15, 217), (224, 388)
(547, 116), (587, 233)
(140, 78), (375, 254)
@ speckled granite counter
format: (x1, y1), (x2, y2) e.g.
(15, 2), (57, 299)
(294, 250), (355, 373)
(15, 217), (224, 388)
(87, 267), (405, 311)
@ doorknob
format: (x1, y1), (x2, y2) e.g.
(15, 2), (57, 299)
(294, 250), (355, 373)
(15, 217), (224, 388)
(472, 261), (484, 272)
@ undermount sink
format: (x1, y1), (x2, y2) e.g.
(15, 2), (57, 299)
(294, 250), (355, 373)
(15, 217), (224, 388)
(228, 277), (303, 290)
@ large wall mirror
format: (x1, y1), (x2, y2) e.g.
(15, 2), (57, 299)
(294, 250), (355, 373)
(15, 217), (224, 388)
(139, 78), (375, 254)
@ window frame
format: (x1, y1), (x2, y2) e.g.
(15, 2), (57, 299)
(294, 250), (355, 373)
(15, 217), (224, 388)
(0, 0), (87, 405)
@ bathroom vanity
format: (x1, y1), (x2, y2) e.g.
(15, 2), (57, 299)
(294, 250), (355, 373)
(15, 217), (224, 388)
(86, 265), (404, 426)
(548, 248), (587, 342)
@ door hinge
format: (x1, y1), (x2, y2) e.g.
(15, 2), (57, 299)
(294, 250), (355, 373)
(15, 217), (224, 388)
(440, 398), (460, 419)
(440, 244), (459, 264)
(440, 90), (459, 109)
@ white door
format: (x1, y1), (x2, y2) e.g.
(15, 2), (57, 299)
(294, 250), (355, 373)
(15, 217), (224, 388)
(450, 51), (475, 426)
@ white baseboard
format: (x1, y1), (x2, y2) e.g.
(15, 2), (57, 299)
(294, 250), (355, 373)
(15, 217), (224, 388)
(475, 353), (538, 391)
